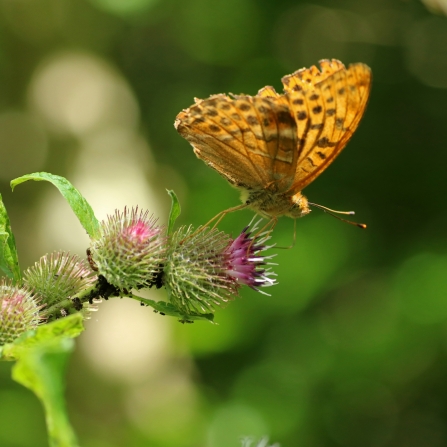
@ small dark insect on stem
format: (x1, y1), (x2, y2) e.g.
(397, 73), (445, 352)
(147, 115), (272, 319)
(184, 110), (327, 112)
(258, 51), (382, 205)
(86, 248), (98, 271)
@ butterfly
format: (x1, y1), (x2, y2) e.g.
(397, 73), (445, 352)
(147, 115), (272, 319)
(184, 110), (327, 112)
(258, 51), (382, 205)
(174, 59), (371, 224)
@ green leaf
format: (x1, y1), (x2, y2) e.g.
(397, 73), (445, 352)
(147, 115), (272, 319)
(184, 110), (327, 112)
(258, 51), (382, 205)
(132, 294), (215, 323)
(0, 315), (84, 447)
(12, 338), (79, 447)
(0, 313), (84, 361)
(0, 194), (21, 282)
(167, 190), (181, 236)
(11, 172), (101, 239)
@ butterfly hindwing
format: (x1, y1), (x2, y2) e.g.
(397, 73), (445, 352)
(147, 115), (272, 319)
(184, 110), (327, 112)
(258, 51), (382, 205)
(175, 94), (263, 189)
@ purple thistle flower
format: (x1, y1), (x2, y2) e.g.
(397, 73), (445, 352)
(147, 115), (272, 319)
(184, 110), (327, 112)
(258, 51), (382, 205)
(224, 220), (277, 293)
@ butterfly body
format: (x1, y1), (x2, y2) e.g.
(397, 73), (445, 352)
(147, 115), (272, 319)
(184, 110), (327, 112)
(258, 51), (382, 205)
(175, 59), (371, 220)
(239, 188), (310, 220)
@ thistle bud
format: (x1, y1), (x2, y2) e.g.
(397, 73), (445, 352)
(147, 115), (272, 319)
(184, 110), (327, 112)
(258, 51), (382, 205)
(0, 279), (41, 346)
(164, 220), (276, 315)
(89, 208), (167, 291)
(24, 252), (96, 319)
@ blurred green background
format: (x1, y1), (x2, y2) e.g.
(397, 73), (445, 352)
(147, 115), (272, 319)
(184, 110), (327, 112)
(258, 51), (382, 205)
(1, 0), (447, 446)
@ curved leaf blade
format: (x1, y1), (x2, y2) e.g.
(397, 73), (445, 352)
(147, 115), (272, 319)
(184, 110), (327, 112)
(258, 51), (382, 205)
(12, 338), (80, 447)
(11, 173), (100, 239)
(1, 315), (84, 446)
(167, 190), (181, 236)
(1, 313), (85, 361)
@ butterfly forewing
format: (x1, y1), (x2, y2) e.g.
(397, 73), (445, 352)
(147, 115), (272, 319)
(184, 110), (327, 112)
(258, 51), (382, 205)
(282, 67), (346, 186)
(334, 63), (371, 158)
(282, 61), (371, 192)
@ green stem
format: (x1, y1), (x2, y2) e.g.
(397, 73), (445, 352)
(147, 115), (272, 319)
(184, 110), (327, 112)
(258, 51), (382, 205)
(44, 284), (99, 321)
(45, 278), (214, 324)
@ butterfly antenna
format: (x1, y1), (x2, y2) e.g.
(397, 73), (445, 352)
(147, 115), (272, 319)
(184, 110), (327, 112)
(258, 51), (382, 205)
(308, 202), (367, 229)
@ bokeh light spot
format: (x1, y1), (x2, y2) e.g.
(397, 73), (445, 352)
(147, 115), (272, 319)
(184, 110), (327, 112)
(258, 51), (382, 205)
(207, 402), (268, 447)
(80, 298), (171, 384)
(87, 0), (159, 17)
(421, 0), (447, 16)
(126, 369), (202, 444)
(28, 52), (139, 136)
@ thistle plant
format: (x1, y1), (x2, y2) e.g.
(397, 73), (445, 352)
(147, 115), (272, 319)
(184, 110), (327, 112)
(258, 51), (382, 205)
(0, 173), (280, 447)
(0, 175), (279, 328)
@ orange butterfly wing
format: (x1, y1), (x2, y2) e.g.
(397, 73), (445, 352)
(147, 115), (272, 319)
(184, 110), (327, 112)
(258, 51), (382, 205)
(175, 93), (299, 193)
(281, 59), (372, 192)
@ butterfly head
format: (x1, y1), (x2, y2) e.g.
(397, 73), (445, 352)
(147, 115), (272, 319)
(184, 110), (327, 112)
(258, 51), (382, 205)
(286, 192), (311, 219)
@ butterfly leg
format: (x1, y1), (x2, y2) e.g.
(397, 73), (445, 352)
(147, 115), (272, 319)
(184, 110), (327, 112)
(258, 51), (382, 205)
(198, 203), (248, 231)
(182, 203), (249, 243)
(254, 216), (277, 237)
(274, 218), (297, 250)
